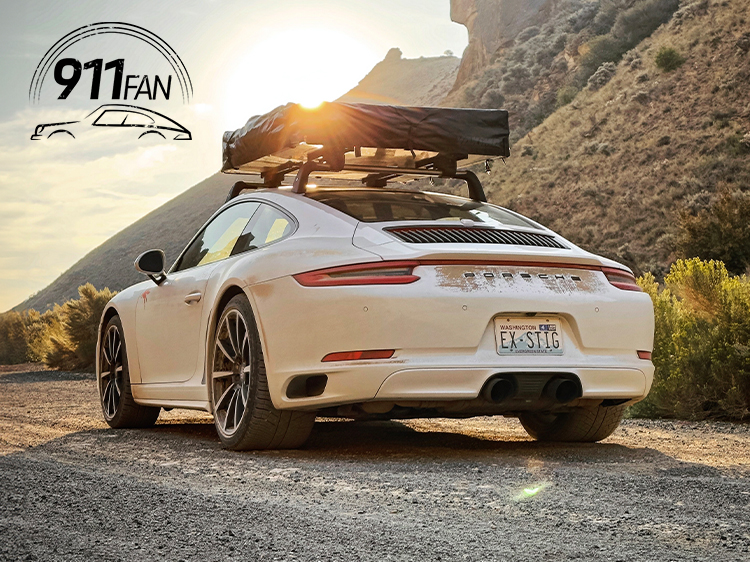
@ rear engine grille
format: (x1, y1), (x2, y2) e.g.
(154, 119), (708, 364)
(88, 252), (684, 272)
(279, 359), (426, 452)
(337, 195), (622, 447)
(385, 226), (568, 249)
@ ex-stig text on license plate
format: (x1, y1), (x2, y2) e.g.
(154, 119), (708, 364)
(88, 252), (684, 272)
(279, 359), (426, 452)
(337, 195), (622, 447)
(494, 319), (564, 355)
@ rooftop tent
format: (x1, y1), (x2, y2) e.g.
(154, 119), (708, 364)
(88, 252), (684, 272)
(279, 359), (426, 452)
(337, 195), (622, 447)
(223, 102), (508, 169)
(221, 102), (510, 201)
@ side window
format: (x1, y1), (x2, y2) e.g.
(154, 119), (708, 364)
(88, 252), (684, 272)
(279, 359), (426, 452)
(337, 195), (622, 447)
(92, 110), (127, 126)
(123, 112), (155, 126)
(175, 202), (260, 271)
(232, 204), (294, 255)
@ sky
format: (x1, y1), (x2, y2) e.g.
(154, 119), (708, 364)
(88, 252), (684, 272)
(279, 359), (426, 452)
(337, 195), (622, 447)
(0, 0), (468, 311)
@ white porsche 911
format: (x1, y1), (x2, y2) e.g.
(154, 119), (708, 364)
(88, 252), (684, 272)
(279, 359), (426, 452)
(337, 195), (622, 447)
(97, 103), (654, 450)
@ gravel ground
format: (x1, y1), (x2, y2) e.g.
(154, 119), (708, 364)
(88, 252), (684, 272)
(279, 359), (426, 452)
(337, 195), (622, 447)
(0, 365), (748, 561)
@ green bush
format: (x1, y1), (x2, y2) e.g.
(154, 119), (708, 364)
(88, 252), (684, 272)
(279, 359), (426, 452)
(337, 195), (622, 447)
(480, 88), (505, 109)
(631, 259), (750, 420)
(556, 85), (580, 107)
(612, 0), (680, 46)
(46, 284), (116, 371)
(580, 34), (625, 77)
(654, 46), (685, 71)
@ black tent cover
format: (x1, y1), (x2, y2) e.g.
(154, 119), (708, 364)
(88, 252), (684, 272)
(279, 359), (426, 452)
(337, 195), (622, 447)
(222, 102), (510, 172)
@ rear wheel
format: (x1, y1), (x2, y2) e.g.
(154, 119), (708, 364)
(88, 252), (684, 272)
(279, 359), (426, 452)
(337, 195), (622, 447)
(519, 404), (626, 442)
(210, 294), (316, 450)
(99, 316), (160, 428)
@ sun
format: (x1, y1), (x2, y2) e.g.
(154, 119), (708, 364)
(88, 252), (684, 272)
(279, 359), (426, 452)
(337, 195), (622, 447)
(222, 26), (380, 129)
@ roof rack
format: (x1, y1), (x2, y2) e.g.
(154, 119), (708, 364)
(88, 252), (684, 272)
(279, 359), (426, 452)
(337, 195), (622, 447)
(226, 149), (487, 203)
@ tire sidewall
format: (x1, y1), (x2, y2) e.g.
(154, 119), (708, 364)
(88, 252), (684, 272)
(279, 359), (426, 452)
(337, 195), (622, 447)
(99, 315), (130, 427)
(519, 404), (626, 442)
(209, 294), (263, 449)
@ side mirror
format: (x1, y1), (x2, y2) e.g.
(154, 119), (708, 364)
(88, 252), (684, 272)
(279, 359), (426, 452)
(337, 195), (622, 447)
(135, 249), (167, 285)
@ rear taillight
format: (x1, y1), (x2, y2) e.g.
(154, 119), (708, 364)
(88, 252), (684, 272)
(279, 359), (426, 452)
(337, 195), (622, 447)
(637, 350), (652, 360)
(294, 261), (420, 287)
(602, 267), (642, 292)
(322, 349), (395, 362)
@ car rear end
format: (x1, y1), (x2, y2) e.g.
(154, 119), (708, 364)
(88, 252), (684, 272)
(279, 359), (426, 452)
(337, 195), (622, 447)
(248, 189), (654, 416)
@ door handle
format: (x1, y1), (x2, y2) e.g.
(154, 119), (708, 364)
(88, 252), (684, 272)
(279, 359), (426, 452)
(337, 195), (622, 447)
(184, 291), (202, 305)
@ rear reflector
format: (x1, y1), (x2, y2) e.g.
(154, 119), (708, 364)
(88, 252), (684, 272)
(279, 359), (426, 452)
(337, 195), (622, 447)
(294, 261), (420, 287)
(322, 349), (395, 362)
(602, 267), (642, 292)
(637, 350), (652, 360)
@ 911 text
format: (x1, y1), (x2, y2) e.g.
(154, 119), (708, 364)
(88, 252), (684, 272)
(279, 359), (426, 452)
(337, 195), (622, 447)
(54, 58), (172, 101)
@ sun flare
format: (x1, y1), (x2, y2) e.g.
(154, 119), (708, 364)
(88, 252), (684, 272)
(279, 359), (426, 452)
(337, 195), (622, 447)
(222, 26), (379, 129)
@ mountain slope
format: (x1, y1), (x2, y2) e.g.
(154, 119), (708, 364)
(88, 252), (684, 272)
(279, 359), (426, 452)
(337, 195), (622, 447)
(17, 174), (235, 311)
(338, 48), (460, 106)
(485, 0), (750, 274)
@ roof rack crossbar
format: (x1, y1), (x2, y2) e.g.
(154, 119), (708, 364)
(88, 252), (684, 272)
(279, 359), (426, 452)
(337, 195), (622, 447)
(227, 148), (488, 202)
(226, 180), (285, 202)
(291, 161), (487, 202)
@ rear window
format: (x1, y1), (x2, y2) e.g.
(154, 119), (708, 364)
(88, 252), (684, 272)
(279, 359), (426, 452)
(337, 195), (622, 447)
(306, 189), (539, 229)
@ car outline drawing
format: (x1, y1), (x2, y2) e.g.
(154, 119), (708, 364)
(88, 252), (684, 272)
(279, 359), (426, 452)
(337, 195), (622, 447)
(30, 104), (191, 141)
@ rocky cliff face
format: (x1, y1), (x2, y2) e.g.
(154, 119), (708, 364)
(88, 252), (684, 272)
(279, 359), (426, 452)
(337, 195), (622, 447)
(450, 0), (552, 91)
(338, 48), (460, 106)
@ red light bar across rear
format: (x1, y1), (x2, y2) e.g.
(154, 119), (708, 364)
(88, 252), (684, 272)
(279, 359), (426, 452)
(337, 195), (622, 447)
(322, 349), (395, 362)
(294, 260), (643, 291)
(294, 261), (420, 286)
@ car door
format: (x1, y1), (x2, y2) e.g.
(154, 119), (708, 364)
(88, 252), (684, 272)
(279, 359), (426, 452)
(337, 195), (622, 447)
(135, 201), (260, 384)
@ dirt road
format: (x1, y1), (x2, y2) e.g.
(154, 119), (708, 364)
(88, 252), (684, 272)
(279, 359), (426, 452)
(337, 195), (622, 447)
(0, 365), (748, 561)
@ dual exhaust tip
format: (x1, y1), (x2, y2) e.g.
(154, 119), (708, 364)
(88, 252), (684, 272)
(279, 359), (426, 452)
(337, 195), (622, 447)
(482, 374), (580, 405)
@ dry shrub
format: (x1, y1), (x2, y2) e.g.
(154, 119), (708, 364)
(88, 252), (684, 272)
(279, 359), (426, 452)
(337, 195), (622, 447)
(46, 284), (116, 371)
(654, 46), (685, 71)
(0, 309), (58, 365)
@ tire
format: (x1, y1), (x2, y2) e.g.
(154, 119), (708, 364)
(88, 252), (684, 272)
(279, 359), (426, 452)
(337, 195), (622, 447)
(519, 404), (626, 443)
(99, 316), (160, 428)
(209, 294), (316, 450)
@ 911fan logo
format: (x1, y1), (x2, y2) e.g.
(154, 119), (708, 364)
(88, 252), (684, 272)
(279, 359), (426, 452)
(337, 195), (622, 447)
(52, 58), (172, 101)
(29, 22), (193, 141)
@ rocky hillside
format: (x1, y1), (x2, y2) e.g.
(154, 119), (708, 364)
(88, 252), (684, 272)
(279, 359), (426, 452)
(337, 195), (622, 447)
(445, 0), (688, 143)
(449, 0), (553, 93)
(339, 48), (460, 106)
(485, 0), (750, 275)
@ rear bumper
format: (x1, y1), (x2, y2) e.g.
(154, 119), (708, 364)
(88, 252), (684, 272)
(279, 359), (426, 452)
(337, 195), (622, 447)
(247, 264), (654, 410)
(375, 366), (650, 401)
(264, 358), (653, 410)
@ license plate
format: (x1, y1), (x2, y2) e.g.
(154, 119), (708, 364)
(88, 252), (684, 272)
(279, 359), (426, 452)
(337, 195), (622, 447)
(494, 318), (564, 355)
